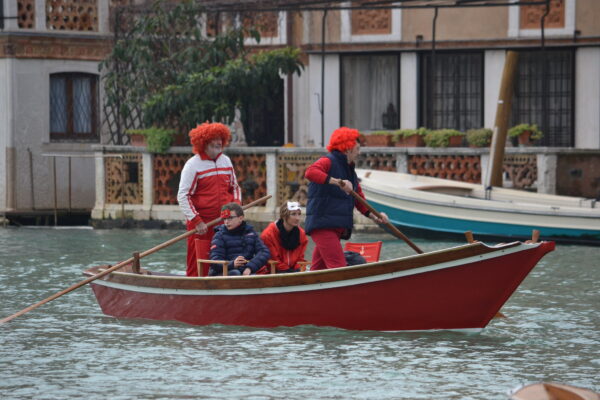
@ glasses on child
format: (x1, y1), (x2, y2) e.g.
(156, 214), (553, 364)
(222, 214), (239, 221)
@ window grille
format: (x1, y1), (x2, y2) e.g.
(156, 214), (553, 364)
(341, 54), (400, 131)
(50, 73), (99, 142)
(511, 49), (574, 147)
(420, 52), (483, 131)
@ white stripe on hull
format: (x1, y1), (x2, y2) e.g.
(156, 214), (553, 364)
(92, 243), (535, 296)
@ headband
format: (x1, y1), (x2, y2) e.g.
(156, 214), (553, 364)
(287, 201), (301, 211)
(220, 209), (232, 219)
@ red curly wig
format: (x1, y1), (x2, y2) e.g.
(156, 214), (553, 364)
(189, 122), (231, 155)
(326, 127), (360, 152)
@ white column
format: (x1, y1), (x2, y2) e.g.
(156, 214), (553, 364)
(480, 153), (490, 188)
(142, 152), (153, 210)
(536, 154), (557, 194)
(396, 153), (408, 173)
(0, 58), (15, 210)
(4, 0), (19, 30)
(575, 48), (600, 149)
(484, 50), (506, 129)
(400, 52), (417, 129)
(308, 54), (340, 148)
(35, 0), (45, 31)
(92, 151), (106, 219)
(98, 0), (110, 34)
(266, 152), (277, 217)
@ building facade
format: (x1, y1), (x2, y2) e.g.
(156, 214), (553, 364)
(1, 0), (599, 221)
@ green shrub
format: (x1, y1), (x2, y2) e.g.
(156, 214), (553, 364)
(126, 127), (177, 153)
(466, 128), (493, 147)
(508, 124), (543, 140)
(391, 127), (429, 143)
(424, 129), (465, 147)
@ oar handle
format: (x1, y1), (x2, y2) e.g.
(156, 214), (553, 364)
(0, 194), (272, 324)
(344, 186), (423, 254)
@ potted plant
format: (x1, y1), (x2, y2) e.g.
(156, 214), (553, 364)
(363, 131), (393, 147)
(126, 127), (177, 153)
(508, 123), (543, 146)
(466, 128), (493, 148)
(392, 127), (428, 147)
(424, 129), (465, 148)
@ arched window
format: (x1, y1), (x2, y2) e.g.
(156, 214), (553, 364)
(50, 73), (99, 141)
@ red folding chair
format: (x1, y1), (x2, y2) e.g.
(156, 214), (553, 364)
(343, 241), (382, 263)
(194, 239), (211, 277)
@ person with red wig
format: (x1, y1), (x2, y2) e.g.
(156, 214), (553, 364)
(177, 122), (241, 276)
(304, 127), (388, 270)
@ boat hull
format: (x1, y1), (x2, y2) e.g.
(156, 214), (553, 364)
(86, 241), (554, 331)
(357, 169), (600, 244)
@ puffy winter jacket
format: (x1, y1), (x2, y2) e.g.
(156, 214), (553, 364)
(260, 221), (308, 272)
(209, 222), (270, 274)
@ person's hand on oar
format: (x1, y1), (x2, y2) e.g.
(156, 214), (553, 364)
(333, 178), (389, 224)
(368, 211), (389, 225)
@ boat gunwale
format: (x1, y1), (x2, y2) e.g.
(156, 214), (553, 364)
(83, 241), (533, 291)
(361, 183), (600, 221)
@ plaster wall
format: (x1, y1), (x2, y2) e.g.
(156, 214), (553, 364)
(576, 0), (600, 36)
(403, 7), (508, 42)
(307, 10), (341, 45)
(10, 59), (101, 211)
(575, 47), (600, 149)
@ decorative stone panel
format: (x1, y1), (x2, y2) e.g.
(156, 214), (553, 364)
(153, 154), (188, 205)
(104, 153), (143, 204)
(242, 11), (279, 38)
(520, 0), (564, 29)
(0, 36), (109, 60)
(408, 155), (481, 183)
(230, 154), (267, 205)
(503, 154), (537, 189)
(18, 0), (35, 29)
(46, 0), (99, 31)
(357, 153), (397, 172)
(277, 153), (321, 207)
(351, 7), (391, 35)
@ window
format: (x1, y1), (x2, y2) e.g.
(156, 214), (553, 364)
(420, 52), (483, 131)
(50, 73), (99, 141)
(511, 49), (574, 147)
(341, 54), (399, 131)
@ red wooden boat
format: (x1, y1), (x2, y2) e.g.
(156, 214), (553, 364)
(84, 240), (554, 332)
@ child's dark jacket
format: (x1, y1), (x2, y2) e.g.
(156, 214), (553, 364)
(210, 222), (270, 274)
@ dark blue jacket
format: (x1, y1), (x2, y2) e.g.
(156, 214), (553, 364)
(305, 151), (358, 234)
(209, 222), (270, 274)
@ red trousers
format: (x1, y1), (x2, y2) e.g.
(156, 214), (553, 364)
(186, 222), (219, 277)
(310, 228), (346, 270)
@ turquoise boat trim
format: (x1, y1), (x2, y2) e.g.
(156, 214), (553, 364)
(369, 199), (600, 240)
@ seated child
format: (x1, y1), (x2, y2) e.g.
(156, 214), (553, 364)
(209, 203), (270, 276)
(260, 201), (308, 273)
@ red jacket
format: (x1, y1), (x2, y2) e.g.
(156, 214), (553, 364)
(260, 222), (308, 272)
(177, 152), (241, 227)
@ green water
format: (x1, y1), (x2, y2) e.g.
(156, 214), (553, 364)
(0, 227), (598, 399)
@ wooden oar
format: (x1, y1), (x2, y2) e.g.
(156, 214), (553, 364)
(0, 195), (271, 324)
(344, 186), (423, 254)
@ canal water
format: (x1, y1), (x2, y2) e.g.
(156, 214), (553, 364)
(0, 227), (598, 399)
